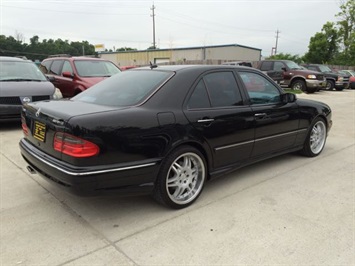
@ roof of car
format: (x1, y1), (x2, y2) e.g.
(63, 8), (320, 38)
(0, 56), (29, 62)
(44, 56), (111, 61)
(134, 64), (254, 72)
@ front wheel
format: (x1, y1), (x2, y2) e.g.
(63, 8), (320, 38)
(300, 118), (327, 157)
(325, 80), (335, 90)
(291, 80), (307, 92)
(153, 146), (206, 209)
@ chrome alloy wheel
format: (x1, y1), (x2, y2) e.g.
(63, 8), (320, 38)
(166, 152), (205, 205)
(310, 120), (326, 154)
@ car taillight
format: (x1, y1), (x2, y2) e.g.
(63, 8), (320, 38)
(53, 132), (99, 158)
(21, 120), (28, 136)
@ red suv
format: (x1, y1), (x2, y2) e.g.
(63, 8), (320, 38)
(40, 56), (121, 97)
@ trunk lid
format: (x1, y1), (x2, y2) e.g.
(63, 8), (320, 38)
(21, 100), (120, 160)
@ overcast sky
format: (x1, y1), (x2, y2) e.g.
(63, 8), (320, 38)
(0, 0), (341, 57)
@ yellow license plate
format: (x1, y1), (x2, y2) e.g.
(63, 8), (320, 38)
(33, 121), (46, 142)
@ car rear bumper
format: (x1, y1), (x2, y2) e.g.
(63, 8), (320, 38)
(19, 138), (160, 196)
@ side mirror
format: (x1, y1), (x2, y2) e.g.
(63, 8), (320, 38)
(62, 71), (74, 79)
(46, 75), (55, 82)
(282, 67), (287, 72)
(281, 92), (296, 103)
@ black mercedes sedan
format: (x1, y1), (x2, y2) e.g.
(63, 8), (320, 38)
(20, 65), (332, 209)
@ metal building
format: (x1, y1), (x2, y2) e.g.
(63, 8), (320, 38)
(99, 44), (262, 67)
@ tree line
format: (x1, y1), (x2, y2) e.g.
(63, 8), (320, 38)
(269, 0), (354, 66)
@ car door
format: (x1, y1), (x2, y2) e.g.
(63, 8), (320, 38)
(183, 71), (255, 169)
(260, 61), (283, 82)
(238, 71), (300, 158)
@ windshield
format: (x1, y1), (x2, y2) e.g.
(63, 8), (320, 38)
(318, 65), (332, 72)
(72, 70), (173, 107)
(0, 60), (48, 81)
(284, 61), (303, 70)
(74, 60), (121, 77)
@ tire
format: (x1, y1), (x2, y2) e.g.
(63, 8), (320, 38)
(300, 118), (327, 157)
(325, 80), (335, 90)
(291, 80), (307, 92)
(153, 146), (206, 209)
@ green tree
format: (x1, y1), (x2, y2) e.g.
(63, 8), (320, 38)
(303, 22), (338, 63)
(267, 53), (303, 64)
(336, 0), (355, 52)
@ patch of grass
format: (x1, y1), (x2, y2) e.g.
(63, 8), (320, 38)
(283, 88), (304, 94)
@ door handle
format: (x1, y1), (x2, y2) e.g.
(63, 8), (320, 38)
(197, 118), (215, 123)
(255, 113), (267, 118)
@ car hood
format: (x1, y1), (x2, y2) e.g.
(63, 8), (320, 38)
(0, 81), (55, 97)
(291, 69), (322, 75)
(81, 77), (107, 87)
(25, 99), (127, 121)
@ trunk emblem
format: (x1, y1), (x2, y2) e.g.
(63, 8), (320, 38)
(35, 108), (41, 117)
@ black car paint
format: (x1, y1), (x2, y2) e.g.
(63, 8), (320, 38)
(20, 65), (332, 197)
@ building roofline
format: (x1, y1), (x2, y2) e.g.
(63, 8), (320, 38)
(99, 43), (262, 54)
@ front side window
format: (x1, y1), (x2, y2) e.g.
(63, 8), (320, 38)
(274, 61), (285, 71)
(239, 72), (281, 105)
(49, 60), (63, 75)
(62, 61), (73, 75)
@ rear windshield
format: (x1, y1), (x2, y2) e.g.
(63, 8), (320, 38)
(72, 70), (173, 107)
(74, 60), (121, 77)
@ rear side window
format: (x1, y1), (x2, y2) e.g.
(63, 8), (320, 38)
(187, 80), (210, 109)
(188, 72), (243, 109)
(204, 72), (243, 107)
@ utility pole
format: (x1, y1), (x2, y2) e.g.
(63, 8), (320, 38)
(150, 4), (156, 49)
(274, 29), (280, 55)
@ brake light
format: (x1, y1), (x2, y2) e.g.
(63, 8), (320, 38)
(53, 132), (99, 158)
(21, 119), (28, 136)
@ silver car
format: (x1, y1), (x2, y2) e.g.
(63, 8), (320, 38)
(0, 56), (62, 121)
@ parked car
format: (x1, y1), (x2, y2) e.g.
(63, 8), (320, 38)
(39, 55), (121, 98)
(340, 70), (355, 89)
(20, 65), (332, 209)
(302, 64), (349, 91)
(0, 56), (62, 122)
(256, 60), (326, 93)
(222, 61), (253, 67)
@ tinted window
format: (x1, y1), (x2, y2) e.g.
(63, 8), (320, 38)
(239, 72), (280, 104)
(260, 61), (273, 71)
(204, 72), (243, 107)
(188, 80), (210, 109)
(307, 66), (317, 71)
(73, 70), (172, 107)
(50, 60), (63, 75)
(274, 61), (285, 71)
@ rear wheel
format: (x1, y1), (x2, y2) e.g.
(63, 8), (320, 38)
(153, 146), (206, 209)
(300, 118), (327, 157)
